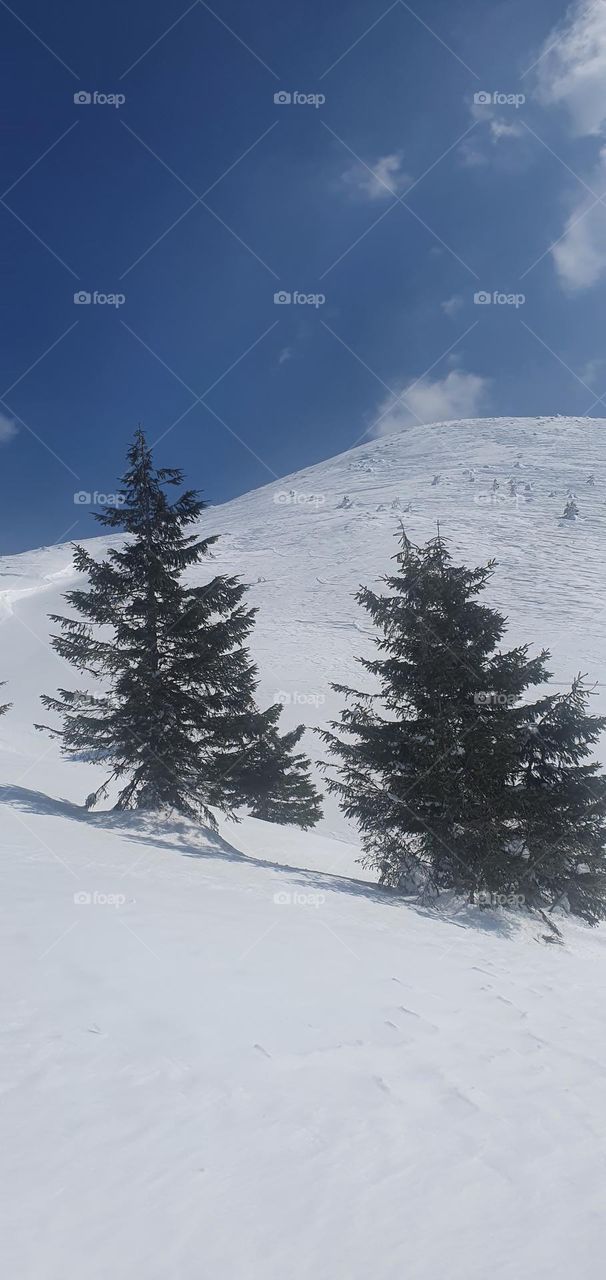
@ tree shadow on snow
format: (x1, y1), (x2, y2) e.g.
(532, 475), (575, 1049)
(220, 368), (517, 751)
(0, 782), (520, 933)
(0, 781), (392, 907)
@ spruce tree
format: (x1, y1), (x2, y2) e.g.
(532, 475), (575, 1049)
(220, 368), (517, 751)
(231, 708), (322, 828)
(562, 498), (579, 521)
(321, 529), (606, 921)
(38, 428), (321, 828)
(0, 684), (10, 715)
(515, 678), (606, 923)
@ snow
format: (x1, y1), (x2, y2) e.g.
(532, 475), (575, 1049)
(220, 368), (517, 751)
(2, 416), (606, 1277)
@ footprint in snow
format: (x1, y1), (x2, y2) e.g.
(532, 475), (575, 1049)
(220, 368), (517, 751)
(254, 1043), (272, 1059)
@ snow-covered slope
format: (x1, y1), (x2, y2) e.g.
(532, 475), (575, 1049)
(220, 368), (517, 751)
(2, 416), (606, 1278)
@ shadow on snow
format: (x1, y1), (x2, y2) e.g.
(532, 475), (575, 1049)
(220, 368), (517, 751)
(0, 782), (520, 936)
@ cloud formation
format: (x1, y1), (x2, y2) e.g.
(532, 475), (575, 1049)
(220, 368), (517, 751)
(373, 369), (490, 436)
(536, 0), (606, 136)
(459, 103), (524, 167)
(343, 152), (409, 200)
(441, 295), (464, 318)
(536, 0), (606, 290)
(0, 412), (17, 444)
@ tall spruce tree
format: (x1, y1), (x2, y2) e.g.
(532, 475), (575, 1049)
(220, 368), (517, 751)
(320, 529), (606, 921)
(37, 428), (321, 828)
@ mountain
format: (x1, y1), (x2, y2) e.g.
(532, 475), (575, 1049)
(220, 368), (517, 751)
(1, 417), (606, 1279)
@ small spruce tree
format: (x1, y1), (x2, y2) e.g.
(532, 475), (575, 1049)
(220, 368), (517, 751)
(562, 498), (579, 521)
(230, 708), (322, 828)
(38, 428), (321, 828)
(0, 684), (10, 716)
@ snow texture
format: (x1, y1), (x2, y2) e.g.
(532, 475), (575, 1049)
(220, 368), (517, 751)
(1, 416), (606, 1278)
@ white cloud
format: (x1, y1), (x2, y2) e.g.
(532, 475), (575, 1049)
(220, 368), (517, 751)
(536, 0), (606, 136)
(343, 152), (410, 200)
(441, 295), (464, 317)
(278, 346), (292, 365)
(0, 412), (17, 444)
(534, 1), (606, 290)
(488, 118), (523, 141)
(460, 104), (524, 166)
(551, 146), (606, 291)
(580, 355), (606, 385)
(373, 369), (490, 436)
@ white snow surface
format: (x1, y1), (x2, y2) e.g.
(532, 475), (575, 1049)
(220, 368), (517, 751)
(2, 416), (606, 1278)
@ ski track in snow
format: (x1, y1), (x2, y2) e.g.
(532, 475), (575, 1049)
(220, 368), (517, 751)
(1, 417), (606, 1278)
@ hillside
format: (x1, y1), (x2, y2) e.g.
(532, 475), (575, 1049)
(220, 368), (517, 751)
(2, 416), (605, 837)
(2, 416), (606, 1278)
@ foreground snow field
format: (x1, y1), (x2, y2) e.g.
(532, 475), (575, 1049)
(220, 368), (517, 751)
(2, 416), (606, 1277)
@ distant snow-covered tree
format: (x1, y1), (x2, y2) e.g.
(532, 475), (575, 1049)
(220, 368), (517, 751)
(562, 499), (579, 521)
(0, 684), (10, 716)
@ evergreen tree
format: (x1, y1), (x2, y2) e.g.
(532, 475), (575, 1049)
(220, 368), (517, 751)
(38, 428), (321, 827)
(321, 529), (606, 921)
(515, 678), (606, 923)
(0, 684), (10, 715)
(231, 708), (322, 828)
(562, 498), (579, 521)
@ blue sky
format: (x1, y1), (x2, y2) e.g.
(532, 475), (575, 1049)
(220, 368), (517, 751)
(1, 0), (606, 552)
